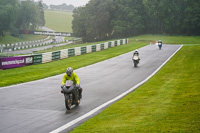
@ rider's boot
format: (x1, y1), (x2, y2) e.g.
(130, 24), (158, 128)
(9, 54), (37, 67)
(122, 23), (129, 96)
(78, 88), (82, 99)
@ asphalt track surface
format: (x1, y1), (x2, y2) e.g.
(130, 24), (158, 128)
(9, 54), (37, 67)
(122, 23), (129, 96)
(0, 44), (182, 133)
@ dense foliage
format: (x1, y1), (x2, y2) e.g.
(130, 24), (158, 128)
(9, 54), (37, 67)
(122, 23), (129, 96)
(41, 2), (75, 12)
(49, 3), (75, 12)
(72, 0), (200, 42)
(0, 0), (45, 36)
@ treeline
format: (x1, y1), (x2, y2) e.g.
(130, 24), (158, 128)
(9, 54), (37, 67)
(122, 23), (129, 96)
(72, 0), (200, 42)
(0, 0), (45, 37)
(44, 3), (75, 12)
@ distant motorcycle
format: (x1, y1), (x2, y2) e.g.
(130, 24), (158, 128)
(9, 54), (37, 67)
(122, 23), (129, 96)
(158, 40), (162, 49)
(132, 55), (139, 67)
(61, 80), (80, 110)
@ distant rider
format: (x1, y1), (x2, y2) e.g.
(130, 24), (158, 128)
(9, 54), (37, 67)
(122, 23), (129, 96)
(133, 49), (140, 63)
(61, 67), (82, 99)
(158, 40), (162, 45)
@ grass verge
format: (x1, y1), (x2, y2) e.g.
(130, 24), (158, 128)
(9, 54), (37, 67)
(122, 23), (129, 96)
(69, 45), (200, 132)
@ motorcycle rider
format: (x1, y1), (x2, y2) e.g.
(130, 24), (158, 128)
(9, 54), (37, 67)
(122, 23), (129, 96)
(158, 40), (162, 49)
(158, 40), (162, 45)
(133, 49), (140, 63)
(61, 67), (82, 100)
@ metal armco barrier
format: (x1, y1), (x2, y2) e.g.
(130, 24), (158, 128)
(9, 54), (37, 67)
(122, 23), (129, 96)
(0, 39), (128, 69)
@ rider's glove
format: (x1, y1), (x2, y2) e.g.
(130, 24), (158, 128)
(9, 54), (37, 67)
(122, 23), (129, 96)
(61, 85), (64, 88)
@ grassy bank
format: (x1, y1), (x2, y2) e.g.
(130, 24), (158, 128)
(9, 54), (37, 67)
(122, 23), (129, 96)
(44, 10), (73, 32)
(69, 45), (200, 132)
(131, 35), (200, 44)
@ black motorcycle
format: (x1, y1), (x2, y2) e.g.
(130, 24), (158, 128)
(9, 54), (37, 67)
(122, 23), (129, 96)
(62, 80), (80, 110)
(132, 55), (139, 67)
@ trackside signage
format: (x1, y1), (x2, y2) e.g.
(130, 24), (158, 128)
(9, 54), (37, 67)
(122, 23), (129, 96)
(33, 31), (72, 36)
(0, 56), (33, 69)
(19, 30), (73, 36)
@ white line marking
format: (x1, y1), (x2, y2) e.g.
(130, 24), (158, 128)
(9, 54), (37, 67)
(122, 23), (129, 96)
(49, 45), (183, 133)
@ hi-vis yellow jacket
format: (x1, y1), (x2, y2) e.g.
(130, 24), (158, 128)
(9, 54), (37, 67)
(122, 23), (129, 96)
(62, 72), (80, 85)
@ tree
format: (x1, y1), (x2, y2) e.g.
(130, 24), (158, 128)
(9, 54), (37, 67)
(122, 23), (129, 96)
(16, 0), (40, 30)
(49, 3), (75, 12)
(72, 7), (87, 40)
(72, 0), (116, 41)
(111, 0), (145, 37)
(38, 0), (45, 26)
(72, 0), (200, 42)
(0, 0), (19, 36)
(182, 0), (200, 35)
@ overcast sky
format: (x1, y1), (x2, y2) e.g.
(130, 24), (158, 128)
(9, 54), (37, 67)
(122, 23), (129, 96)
(35, 0), (90, 7)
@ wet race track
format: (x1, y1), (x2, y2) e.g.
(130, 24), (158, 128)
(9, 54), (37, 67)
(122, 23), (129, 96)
(0, 44), (182, 133)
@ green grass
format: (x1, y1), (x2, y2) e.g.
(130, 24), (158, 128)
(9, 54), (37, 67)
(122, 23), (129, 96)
(44, 10), (73, 32)
(132, 35), (200, 44)
(69, 45), (200, 132)
(0, 35), (47, 44)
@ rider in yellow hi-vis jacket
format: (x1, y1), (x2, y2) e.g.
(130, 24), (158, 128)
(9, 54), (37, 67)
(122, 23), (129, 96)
(62, 71), (80, 85)
(61, 67), (82, 99)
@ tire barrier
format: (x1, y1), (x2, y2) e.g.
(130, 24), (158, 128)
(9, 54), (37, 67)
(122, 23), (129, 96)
(0, 36), (69, 53)
(0, 36), (51, 53)
(0, 38), (128, 69)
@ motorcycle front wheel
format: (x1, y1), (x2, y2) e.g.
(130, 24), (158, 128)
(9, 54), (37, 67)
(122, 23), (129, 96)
(134, 60), (138, 67)
(65, 94), (71, 110)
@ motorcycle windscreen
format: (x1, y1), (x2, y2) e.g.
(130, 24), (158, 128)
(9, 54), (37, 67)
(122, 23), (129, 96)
(65, 80), (74, 86)
(63, 80), (75, 93)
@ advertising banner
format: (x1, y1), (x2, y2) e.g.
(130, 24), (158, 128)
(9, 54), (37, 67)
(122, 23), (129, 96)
(19, 30), (73, 37)
(0, 56), (33, 69)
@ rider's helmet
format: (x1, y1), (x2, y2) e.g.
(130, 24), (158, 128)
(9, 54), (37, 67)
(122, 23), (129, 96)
(66, 67), (73, 77)
(134, 49), (139, 55)
(158, 40), (162, 43)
